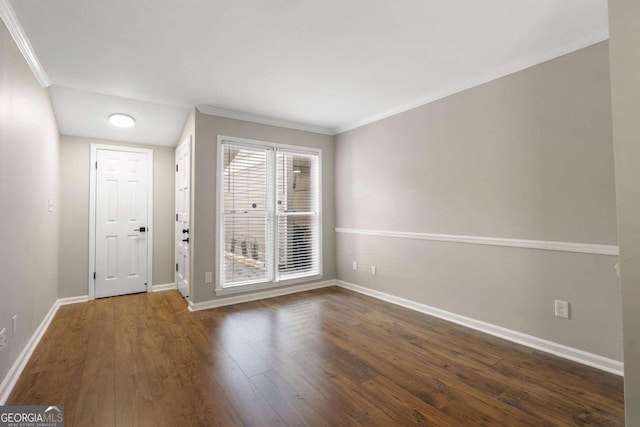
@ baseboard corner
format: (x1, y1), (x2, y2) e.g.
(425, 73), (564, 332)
(58, 295), (89, 306)
(189, 279), (337, 312)
(152, 283), (176, 292)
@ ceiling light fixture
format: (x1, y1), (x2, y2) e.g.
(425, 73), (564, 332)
(109, 113), (135, 128)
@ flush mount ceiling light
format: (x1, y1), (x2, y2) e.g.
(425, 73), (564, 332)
(108, 113), (135, 128)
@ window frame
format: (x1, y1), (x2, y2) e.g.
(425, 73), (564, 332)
(215, 135), (323, 295)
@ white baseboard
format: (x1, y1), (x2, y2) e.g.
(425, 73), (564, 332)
(0, 295), (88, 404)
(336, 280), (624, 376)
(58, 295), (89, 306)
(189, 279), (336, 312)
(152, 283), (176, 292)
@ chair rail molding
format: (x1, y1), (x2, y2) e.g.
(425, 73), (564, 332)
(335, 227), (619, 256)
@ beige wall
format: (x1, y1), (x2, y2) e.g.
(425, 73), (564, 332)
(190, 111), (335, 303)
(335, 42), (622, 360)
(58, 135), (175, 297)
(0, 21), (59, 389)
(608, 0), (640, 422)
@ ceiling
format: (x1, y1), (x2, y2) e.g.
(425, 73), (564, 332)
(8, 0), (608, 145)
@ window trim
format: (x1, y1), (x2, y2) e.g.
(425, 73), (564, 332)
(215, 135), (323, 295)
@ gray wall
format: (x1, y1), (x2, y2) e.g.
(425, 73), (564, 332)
(190, 111), (335, 303)
(58, 135), (175, 297)
(335, 42), (622, 360)
(608, 0), (640, 423)
(0, 21), (59, 389)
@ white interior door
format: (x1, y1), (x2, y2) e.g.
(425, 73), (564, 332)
(95, 149), (150, 298)
(175, 137), (191, 298)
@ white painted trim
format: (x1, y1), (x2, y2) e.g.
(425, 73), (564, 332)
(0, 0), (51, 87)
(189, 279), (335, 312)
(152, 283), (176, 292)
(0, 301), (57, 404)
(336, 280), (623, 376)
(197, 105), (335, 136)
(335, 227), (619, 256)
(89, 144), (154, 300)
(88, 147), (97, 300)
(218, 135), (323, 155)
(175, 135), (192, 299)
(0, 296), (87, 404)
(335, 30), (609, 134)
(215, 274), (323, 296)
(215, 136), (224, 292)
(58, 295), (90, 306)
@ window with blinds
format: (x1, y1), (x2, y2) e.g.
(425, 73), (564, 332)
(219, 138), (321, 289)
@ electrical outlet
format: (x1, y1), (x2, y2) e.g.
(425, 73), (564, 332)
(371, 266), (377, 276)
(205, 272), (213, 283)
(12, 315), (17, 337)
(0, 328), (7, 352)
(555, 300), (570, 319)
(352, 261), (358, 271)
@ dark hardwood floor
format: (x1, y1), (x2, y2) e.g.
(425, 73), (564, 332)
(8, 287), (624, 426)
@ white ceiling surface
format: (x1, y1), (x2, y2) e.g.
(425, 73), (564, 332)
(11, 0), (608, 143)
(49, 87), (189, 146)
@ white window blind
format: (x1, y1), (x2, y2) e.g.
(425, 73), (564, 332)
(276, 151), (320, 278)
(220, 139), (321, 289)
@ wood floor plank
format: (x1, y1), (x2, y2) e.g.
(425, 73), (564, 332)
(7, 288), (624, 426)
(72, 353), (116, 426)
(209, 356), (286, 427)
(358, 375), (460, 426)
(250, 369), (333, 427)
(115, 373), (156, 427)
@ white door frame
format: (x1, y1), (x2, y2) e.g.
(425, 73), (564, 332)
(88, 144), (154, 300)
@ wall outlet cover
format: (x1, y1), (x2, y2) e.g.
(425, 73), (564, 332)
(0, 328), (7, 352)
(555, 300), (570, 319)
(205, 272), (213, 283)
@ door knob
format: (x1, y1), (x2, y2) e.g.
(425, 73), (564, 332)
(134, 226), (146, 232)
(182, 228), (189, 234)
(182, 237), (189, 243)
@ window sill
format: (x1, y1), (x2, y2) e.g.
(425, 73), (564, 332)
(215, 274), (323, 296)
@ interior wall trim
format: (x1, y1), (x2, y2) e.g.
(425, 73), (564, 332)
(188, 279), (335, 312)
(0, 0), (51, 87)
(335, 227), (619, 256)
(196, 105), (336, 136)
(152, 283), (176, 292)
(0, 295), (88, 404)
(335, 30), (608, 134)
(336, 280), (624, 376)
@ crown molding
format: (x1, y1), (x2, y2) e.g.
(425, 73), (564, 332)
(197, 105), (335, 136)
(0, 0), (50, 87)
(335, 29), (609, 135)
